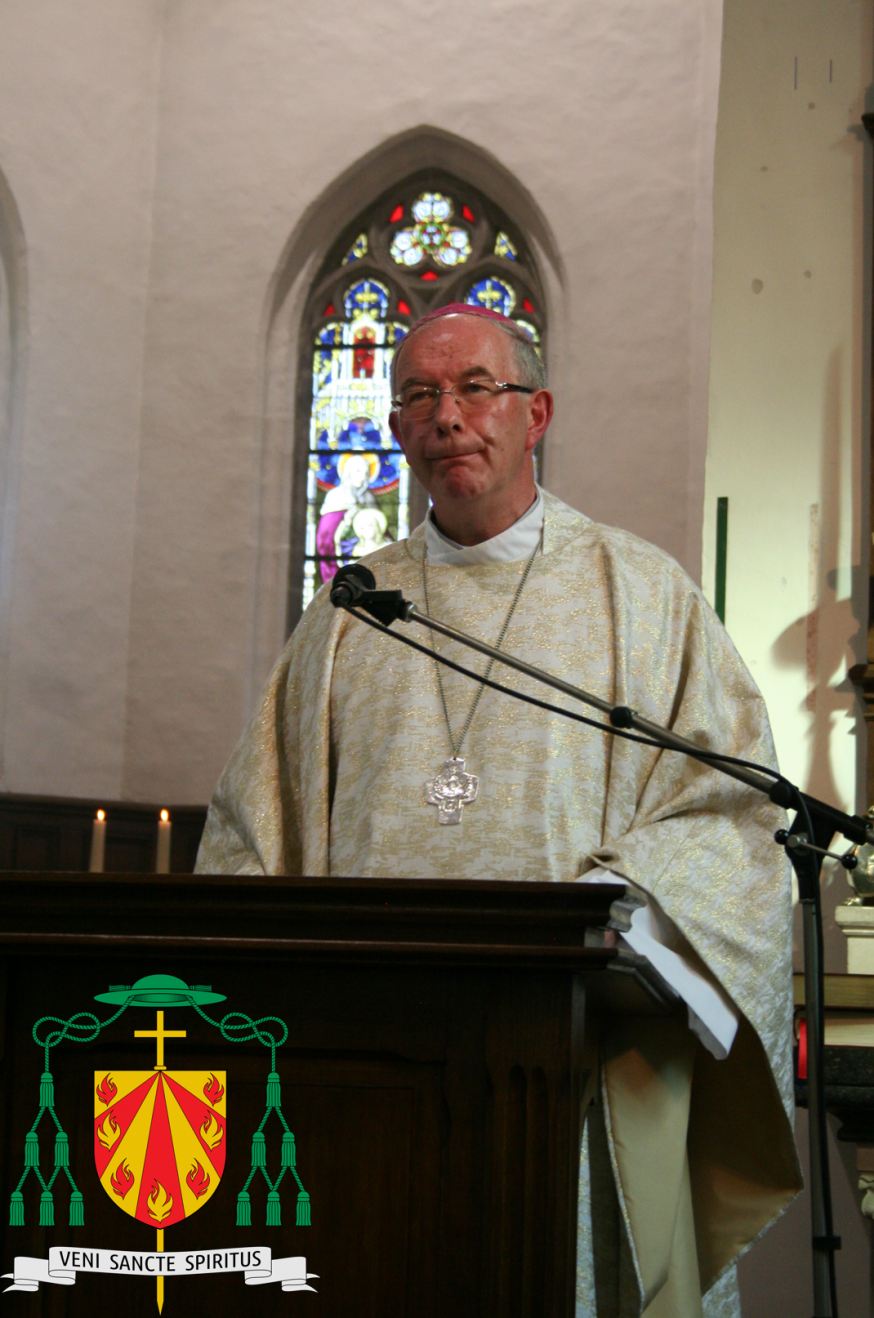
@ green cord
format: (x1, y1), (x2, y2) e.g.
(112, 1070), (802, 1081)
(15, 995), (309, 1228)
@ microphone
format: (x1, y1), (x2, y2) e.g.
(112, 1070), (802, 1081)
(330, 563), (411, 626)
(330, 563), (377, 608)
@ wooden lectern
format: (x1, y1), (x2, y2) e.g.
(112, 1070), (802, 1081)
(0, 873), (654, 1316)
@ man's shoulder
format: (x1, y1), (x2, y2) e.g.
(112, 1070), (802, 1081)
(542, 491), (699, 593)
(295, 532), (421, 638)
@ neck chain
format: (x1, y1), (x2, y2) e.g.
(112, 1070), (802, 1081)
(422, 529), (542, 824)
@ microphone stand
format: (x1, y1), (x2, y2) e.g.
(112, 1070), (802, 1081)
(332, 570), (871, 1318)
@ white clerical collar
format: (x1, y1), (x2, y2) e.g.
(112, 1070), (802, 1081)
(424, 487), (544, 565)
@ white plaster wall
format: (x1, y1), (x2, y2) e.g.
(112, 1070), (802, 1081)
(703, 0), (872, 971)
(0, 1), (163, 797)
(116, 0), (724, 802)
(706, 14), (874, 1306)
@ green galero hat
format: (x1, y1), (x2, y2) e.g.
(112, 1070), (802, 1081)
(94, 975), (226, 1007)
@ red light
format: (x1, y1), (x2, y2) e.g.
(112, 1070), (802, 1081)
(389, 205), (404, 223)
(421, 271), (438, 281)
(522, 298), (534, 313)
(324, 303), (335, 315)
(797, 1021), (808, 1080)
(462, 205), (475, 223)
(398, 300), (411, 315)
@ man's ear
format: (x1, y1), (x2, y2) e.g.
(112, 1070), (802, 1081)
(525, 390), (554, 453)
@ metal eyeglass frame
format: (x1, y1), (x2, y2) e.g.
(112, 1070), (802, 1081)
(391, 378), (534, 416)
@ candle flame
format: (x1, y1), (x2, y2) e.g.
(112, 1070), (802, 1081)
(96, 809), (105, 822)
(160, 809), (169, 822)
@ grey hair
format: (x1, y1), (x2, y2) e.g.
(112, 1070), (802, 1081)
(390, 313), (547, 395)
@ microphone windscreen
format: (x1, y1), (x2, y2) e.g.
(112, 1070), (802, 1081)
(333, 563), (376, 592)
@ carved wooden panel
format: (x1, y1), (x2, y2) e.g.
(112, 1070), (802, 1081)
(0, 875), (618, 1316)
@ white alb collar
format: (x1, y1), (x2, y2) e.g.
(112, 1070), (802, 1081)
(424, 487), (544, 565)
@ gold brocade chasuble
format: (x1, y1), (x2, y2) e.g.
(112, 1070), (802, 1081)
(197, 494), (802, 1316)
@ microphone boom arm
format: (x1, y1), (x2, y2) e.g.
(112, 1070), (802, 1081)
(402, 604), (778, 797)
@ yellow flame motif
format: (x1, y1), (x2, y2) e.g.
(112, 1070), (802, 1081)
(97, 1110), (119, 1149)
(201, 1111), (224, 1151)
(147, 1179), (173, 1222)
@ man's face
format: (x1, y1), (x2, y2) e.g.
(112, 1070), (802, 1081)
(388, 316), (551, 519)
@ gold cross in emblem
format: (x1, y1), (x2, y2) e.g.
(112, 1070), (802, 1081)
(132, 1010), (188, 1312)
(135, 1011), (186, 1071)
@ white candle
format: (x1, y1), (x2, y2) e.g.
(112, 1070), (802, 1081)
(89, 810), (106, 873)
(156, 809), (172, 873)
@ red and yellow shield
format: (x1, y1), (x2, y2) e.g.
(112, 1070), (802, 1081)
(94, 1071), (226, 1226)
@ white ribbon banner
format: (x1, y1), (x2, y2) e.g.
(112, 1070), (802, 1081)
(3, 1246), (317, 1293)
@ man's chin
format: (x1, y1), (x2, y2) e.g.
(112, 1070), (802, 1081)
(433, 464), (484, 502)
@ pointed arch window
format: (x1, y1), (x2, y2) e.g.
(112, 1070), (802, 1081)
(290, 171), (547, 623)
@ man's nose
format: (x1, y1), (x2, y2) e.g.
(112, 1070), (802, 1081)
(433, 390), (463, 430)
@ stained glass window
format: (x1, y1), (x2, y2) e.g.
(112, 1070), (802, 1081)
(291, 171), (547, 628)
(390, 193), (472, 269)
(515, 319), (541, 350)
(342, 233), (368, 264)
(494, 231), (517, 260)
(303, 282), (408, 610)
(466, 277), (516, 317)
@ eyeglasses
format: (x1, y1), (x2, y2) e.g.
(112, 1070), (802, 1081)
(391, 376), (534, 421)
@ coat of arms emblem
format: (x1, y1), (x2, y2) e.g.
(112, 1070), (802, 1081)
(3, 975), (317, 1308)
(94, 1065), (226, 1226)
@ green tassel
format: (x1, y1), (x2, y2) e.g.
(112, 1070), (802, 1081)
(24, 1132), (39, 1167)
(69, 1190), (84, 1226)
(39, 1072), (54, 1108)
(251, 1131), (266, 1167)
(296, 1189), (311, 1226)
(266, 1190), (281, 1227)
(281, 1131), (296, 1167)
(54, 1131), (69, 1168)
(39, 1190), (54, 1226)
(266, 1071), (281, 1107)
(236, 1191), (251, 1227)
(9, 1192), (24, 1226)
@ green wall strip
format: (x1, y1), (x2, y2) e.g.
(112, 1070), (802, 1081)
(715, 496), (728, 623)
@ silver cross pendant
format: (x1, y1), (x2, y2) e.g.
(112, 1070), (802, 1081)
(425, 757), (478, 825)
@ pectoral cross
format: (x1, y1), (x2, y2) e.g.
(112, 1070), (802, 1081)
(425, 757), (478, 824)
(135, 1011), (186, 1070)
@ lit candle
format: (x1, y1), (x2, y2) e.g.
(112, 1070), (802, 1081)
(156, 809), (172, 873)
(89, 810), (106, 873)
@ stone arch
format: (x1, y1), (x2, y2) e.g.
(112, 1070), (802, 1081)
(248, 126), (565, 706)
(0, 165), (28, 782)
